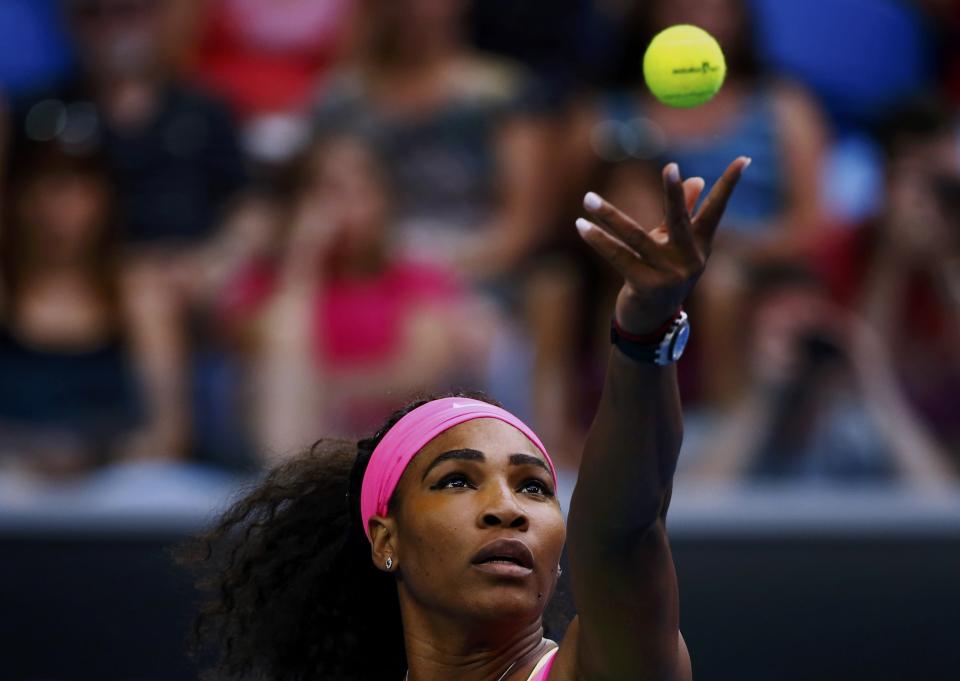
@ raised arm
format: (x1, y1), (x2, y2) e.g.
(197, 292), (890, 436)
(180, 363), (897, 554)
(564, 158), (748, 681)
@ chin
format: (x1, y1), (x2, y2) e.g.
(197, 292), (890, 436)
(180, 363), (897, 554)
(462, 582), (547, 622)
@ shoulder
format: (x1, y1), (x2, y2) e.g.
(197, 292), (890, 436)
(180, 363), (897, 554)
(543, 618), (691, 681)
(537, 617), (578, 680)
(450, 54), (553, 115)
(454, 54), (526, 100)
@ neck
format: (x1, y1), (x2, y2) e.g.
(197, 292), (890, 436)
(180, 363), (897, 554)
(94, 76), (161, 128)
(407, 37), (456, 66)
(326, 252), (387, 281)
(401, 604), (548, 681)
(375, 36), (458, 76)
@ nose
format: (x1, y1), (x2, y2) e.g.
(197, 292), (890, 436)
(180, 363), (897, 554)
(478, 482), (529, 531)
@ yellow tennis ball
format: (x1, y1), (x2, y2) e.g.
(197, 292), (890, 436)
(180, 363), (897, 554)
(643, 24), (727, 108)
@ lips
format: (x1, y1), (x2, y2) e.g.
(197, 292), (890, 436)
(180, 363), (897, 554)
(471, 538), (535, 570)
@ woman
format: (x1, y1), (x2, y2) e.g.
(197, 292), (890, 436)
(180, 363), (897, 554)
(810, 97), (960, 465)
(312, 0), (554, 279)
(178, 156), (748, 680)
(683, 265), (954, 485)
(222, 133), (496, 452)
(0, 141), (152, 474)
(310, 0), (581, 454)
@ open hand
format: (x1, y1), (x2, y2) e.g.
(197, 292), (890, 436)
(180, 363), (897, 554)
(576, 157), (749, 334)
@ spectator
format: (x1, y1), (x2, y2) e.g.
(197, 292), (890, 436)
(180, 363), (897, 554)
(193, 0), (354, 119)
(0, 140), (189, 478)
(4, 0), (247, 247)
(190, 0), (356, 164)
(311, 0), (579, 457)
(566, 0), (830, 406)
(811, 96), (960, 465)
(1, 0), (271, 466)
(221, 134), (500, 459)
(681, 265), (954, 486)
(313, 0), (556, 279)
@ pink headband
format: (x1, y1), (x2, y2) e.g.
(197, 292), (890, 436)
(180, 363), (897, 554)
(359, 397), (557, 542)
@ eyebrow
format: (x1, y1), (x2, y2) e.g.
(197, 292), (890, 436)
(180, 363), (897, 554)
(421, 448), (551, 481)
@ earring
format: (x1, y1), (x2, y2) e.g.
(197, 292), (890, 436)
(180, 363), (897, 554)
(557, 564), (563, 577)
(385, 557), (393, 570)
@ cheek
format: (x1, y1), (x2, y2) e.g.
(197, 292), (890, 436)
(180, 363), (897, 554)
(399, 497), (473, 576)
(535, 507), (566, 565)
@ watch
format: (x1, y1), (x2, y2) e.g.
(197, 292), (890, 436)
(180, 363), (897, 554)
(610, 310), (690, 365)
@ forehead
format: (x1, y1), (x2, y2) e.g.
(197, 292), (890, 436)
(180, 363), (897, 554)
(413, 418), (543, 468)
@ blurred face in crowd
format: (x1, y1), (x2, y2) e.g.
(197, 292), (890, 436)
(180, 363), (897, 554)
(303, 137), (392, 271)
(398, 0), (466, 32)
(365, 0), (466, 56)
(649, 0), (748, 55)
(18, 171), (110, 267)
(380, 418), (565, 625)
(884, 131), (960, 260)
(68, 0), (166, 79)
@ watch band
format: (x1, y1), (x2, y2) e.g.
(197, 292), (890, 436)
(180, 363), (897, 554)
(611, 310), (683, 343)
(610, 310), (689, 365)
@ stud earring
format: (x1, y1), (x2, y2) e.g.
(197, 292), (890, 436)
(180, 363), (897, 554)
(385, 557), (394, 570)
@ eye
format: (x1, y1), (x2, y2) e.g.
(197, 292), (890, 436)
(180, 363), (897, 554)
(431, 473), (475, 490)
(519, 479), (554, 497)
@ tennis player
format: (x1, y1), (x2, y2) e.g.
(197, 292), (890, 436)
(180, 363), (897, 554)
(179, 157), (749, 681)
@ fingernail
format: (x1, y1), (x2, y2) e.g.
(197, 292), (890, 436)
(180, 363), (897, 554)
(742, 157), (752, 171)
(666, 163), (680, 183)
(575, 218), (593, 234)
(583, 192), (602, 211)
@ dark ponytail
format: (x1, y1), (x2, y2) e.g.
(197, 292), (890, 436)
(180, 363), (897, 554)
(173, 390), (506, 681)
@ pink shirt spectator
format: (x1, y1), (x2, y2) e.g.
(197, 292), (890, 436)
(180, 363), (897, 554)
(316, 261), (463, 365)
(223, 259), (465, 432)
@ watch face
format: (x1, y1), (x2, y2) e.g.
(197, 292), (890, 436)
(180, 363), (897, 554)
(671, 322), (691, 362)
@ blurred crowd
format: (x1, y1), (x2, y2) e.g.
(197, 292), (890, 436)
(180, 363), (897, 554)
(0, 0), (958, 505)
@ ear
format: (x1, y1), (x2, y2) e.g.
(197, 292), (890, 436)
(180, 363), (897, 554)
(369, 515), (399, 571)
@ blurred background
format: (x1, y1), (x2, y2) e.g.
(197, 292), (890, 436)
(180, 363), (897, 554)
(0, 0), (958, 679)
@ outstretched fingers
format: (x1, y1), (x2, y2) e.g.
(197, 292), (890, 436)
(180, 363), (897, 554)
(662, 163), (697, 251)
(683, 176), (706, 215)
(692, 156), (751, 249)
(582, 192), (663, 265)
(576, 218), (658, 287)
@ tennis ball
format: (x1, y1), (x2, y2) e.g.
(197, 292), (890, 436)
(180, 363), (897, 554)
(643, 24), (726, 108)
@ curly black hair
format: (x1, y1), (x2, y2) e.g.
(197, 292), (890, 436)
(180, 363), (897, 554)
(173, 389), (573, 681)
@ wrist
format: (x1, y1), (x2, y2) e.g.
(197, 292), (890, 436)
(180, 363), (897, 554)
(610, 310), (690, 366)
(612, 308), (683, 343)
(613, 282), (689, 335)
